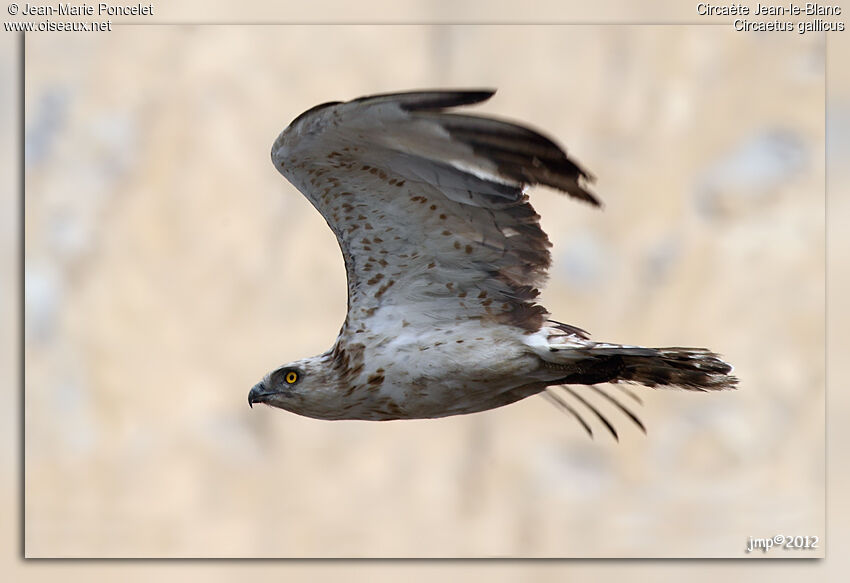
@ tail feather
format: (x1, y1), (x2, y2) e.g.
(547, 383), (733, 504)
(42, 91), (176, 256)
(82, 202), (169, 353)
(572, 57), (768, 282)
(541, 344), (737, 392)
(534, 333), (736, 438)
(618, 347), (737, 391)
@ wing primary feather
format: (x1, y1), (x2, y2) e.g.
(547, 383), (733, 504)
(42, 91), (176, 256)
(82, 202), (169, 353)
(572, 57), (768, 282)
(563, 386), (619, 442)
(590, 385), (646, 434)
(542, 390), (593, 438)
(416, 112), (600, 206)
(612, 383), (643, 405)
(428, 113), (586, 168)
(288, 101), (343, 127)
(350, 89), (497, 111)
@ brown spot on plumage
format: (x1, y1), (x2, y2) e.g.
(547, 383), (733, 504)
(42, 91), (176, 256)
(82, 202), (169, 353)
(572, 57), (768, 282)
(367, 373), (385, 386)
(496, 302), (548, 332)
(374, 279), (395, 299)
(380, 401), (405, 417)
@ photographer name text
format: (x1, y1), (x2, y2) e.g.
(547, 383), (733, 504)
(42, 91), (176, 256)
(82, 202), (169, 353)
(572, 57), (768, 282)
(18, 2), (152, 16)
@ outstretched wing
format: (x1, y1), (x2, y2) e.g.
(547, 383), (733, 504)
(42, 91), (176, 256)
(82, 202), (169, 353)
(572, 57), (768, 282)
(271, 90), (597, 335)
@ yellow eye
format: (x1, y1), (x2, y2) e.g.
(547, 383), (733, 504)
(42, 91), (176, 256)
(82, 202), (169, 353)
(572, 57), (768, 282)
(285, 371), (298, 384)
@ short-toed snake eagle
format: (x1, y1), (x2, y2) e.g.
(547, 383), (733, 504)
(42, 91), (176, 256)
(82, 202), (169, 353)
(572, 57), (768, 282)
(248, 90), (736, 437)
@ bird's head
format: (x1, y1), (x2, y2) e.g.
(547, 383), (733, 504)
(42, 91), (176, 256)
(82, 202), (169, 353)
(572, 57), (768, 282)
(247, 356), (341, 419)
(248, 363), (303, 408)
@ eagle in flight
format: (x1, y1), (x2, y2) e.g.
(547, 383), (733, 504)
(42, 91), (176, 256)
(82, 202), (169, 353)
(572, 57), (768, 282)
(248, 90), (736, 438)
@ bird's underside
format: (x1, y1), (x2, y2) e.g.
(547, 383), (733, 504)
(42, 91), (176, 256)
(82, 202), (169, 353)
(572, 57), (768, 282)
(248, 89), (737, 438)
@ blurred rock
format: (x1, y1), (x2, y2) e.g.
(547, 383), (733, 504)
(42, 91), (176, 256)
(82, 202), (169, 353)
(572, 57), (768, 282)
(693, 129), (809, 220)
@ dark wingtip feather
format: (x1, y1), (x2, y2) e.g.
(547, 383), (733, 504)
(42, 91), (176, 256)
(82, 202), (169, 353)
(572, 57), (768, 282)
(565, 386), (619, 442)
(418, 111), (602, 207)
(545, 383), (651, 440)
(613, 383), (643, 405)
(349, 89), (602, 206)
(542, 390), (593, 439)
(591, 385), (646, 434)
(350, 89), (497, 111)
(288, 100), (343, 127)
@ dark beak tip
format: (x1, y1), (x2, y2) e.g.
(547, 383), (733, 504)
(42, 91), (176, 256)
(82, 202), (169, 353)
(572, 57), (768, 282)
(248, 382), (271, 409)
(248, 385), (260, 409)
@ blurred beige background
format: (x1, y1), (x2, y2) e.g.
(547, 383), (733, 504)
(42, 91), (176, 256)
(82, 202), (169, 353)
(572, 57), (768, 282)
(19, 21), (826, 561)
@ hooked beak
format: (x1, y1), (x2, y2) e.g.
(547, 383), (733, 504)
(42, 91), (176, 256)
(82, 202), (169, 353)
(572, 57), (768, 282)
(248, 382), (275, 408)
